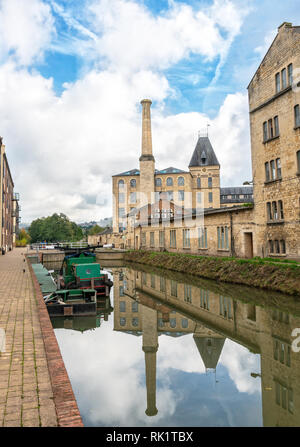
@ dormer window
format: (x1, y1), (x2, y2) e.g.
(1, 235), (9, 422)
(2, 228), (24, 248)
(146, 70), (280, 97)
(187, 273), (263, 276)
(201, 150), (207, 164)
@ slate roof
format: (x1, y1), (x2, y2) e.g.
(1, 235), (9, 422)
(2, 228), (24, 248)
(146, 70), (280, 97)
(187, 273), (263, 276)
(155, 167), (188, 175)
(189, 137), (220, 168)
(220, 186), (253, 195)
(113, 169), (140, 177)
(193, 336), (225, 370)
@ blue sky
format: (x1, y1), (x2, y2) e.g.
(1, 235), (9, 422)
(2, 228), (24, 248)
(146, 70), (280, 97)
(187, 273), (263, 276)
(0, 0), (299, 222)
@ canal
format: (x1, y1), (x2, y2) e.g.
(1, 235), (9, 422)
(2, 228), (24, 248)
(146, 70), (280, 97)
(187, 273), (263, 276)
(50, 262), (300, 427)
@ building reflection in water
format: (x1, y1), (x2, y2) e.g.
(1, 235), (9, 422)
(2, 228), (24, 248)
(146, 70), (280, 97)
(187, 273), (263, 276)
(112, 265), (300, 427)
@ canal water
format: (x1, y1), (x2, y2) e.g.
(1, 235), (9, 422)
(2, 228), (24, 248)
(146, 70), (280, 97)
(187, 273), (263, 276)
(50, 262), (300, 427)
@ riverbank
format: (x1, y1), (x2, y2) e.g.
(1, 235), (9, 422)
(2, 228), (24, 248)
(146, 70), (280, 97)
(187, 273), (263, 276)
(124, 250), (300, 296)
(0, 248), (83, 427)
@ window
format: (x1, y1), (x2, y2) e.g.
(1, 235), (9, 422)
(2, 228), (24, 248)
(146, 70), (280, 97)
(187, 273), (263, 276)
(151, 275), (155, 288)
(142, 272), (147, 285)
(281, 68), (287, 89)
(130, 192), (136, 204)
(183, 229), (190, 248)
(268, 119), (274, 139)
(197, 192), (202, 204)
(155, 177), (162, 187)
(120, 318), (126, 326)
(159, 231), (165, 247)
(198, 227), (207, 249)
(218, 227), (229, 250)
(171, 280), (177, 297)
(278, 200), (284, 220)
(119, 301), (126, 312)
(297, 150), (300, 172)
(160, 276), (166, 292)
(197, 177), (201, 188)
(267, 202), (272, 220)
(263, 122), (268, 142)
(274, 380), (293, 414)
(208, 192), (213, 203)
(184, 284), (192, 303)
(119, 192), (125, 203)
(276, 158), (282, 178)
(275, 72), (281, 93)
(170, 229), (176, 248)
(219, 296), (232, 319)
(170, 318), (177, 328)
(265, 162), (270, 181)
(118, 179), (124, 189)
(130, 179), (136, 188)
(200, 289), (209, 310)
(272, 201), (278, 220)
(141, 232), (146, 246)
(166, 177), (173, 186)
(181, 319), (188, 329)
(132, 318), (139, 327)
(269, 240), (274, 253)
(208, 177), (212, 188)
(280, 240), (286, 254)
(178, 190), (184, 201)
(150, 232), (155, 247)
(132, 301), (138, 312)
(288, 64), (293, 85)
(178, 177), (185, 186)
(270, 160), (276, 180)
(274, 116), (279, 136)
(295, 105), (300, 128)
(118, 208), (125, 218)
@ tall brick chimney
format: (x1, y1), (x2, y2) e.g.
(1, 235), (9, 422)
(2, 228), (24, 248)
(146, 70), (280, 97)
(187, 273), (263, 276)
(139, 99), (155, 207)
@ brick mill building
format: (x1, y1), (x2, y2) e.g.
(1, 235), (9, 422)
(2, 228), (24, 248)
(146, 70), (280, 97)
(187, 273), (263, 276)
(91, 22), (300, 259)
(0, 137), (20, 253)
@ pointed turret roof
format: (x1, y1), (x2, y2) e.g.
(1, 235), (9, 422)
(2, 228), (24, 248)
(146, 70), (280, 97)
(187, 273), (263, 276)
(193, 335), (225, 370)
(188, 136), (220, 168)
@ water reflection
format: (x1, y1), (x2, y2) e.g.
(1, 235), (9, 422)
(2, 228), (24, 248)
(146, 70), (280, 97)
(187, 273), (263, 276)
(51, 263), (300, 427)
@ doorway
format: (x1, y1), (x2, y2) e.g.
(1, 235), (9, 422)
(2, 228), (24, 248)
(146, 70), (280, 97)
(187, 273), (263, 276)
(244, 232), (253, 258)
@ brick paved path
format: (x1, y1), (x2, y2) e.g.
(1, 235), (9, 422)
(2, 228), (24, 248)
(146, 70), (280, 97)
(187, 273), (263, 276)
(0, 248), (58, 427)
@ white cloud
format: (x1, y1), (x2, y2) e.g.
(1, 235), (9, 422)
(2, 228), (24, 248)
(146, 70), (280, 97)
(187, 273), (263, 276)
(0, 0), (55, 65)
(0, 0), (252, 223)
(220, 339), (261, 394)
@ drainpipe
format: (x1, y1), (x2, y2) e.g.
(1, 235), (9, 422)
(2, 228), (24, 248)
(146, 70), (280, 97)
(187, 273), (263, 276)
(230, 212), (235, 257)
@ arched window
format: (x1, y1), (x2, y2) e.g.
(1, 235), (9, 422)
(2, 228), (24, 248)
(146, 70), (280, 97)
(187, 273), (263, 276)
(130, 179), (136, 188)
(166, 177), (173, 186)
(155, 178), (162, 187)
(118, 179), (124, 189)
(178, 176), (184, 186)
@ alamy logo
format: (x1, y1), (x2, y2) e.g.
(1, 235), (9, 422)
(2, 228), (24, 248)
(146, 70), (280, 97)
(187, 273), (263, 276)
(0, 328), (5, 353)
(291, 328), (300, 353)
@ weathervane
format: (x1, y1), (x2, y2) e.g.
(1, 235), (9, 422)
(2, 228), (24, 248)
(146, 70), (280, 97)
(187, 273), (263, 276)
(198, 123), (211, 138)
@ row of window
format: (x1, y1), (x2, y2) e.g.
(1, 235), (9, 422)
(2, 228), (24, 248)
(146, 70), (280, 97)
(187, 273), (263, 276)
(156, 176), (185, 187)
(273, 338), (291, 367)
(119, 300), (139, 312)
(122, 316), (186, 330)
(263, 106), (300, 143)
(275, 63), (293, 93)
(268, 239), (286, 254)
(265, 158), (281, 182)
(118, 179), (137, 189)
(221, 194), (253, 200)
(142, 227), (228, 250)
(266, 200), (284, 221)
(119, 190), (212, 205)
(275, 380), (294, 414)
(263, 116), (279, 142)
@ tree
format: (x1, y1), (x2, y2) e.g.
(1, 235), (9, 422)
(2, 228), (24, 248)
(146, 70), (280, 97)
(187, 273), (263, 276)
(16, 229), (31, 247)
(88, 225), (104, 236)
(28, 213), (83, 243)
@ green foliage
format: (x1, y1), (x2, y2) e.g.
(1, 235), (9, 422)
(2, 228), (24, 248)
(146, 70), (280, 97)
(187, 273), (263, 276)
(28, 213), (83, 243)
(88, 225), (104, 235)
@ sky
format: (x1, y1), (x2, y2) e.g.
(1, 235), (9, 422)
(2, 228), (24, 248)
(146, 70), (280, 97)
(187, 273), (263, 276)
(1, 0), (300, 224)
